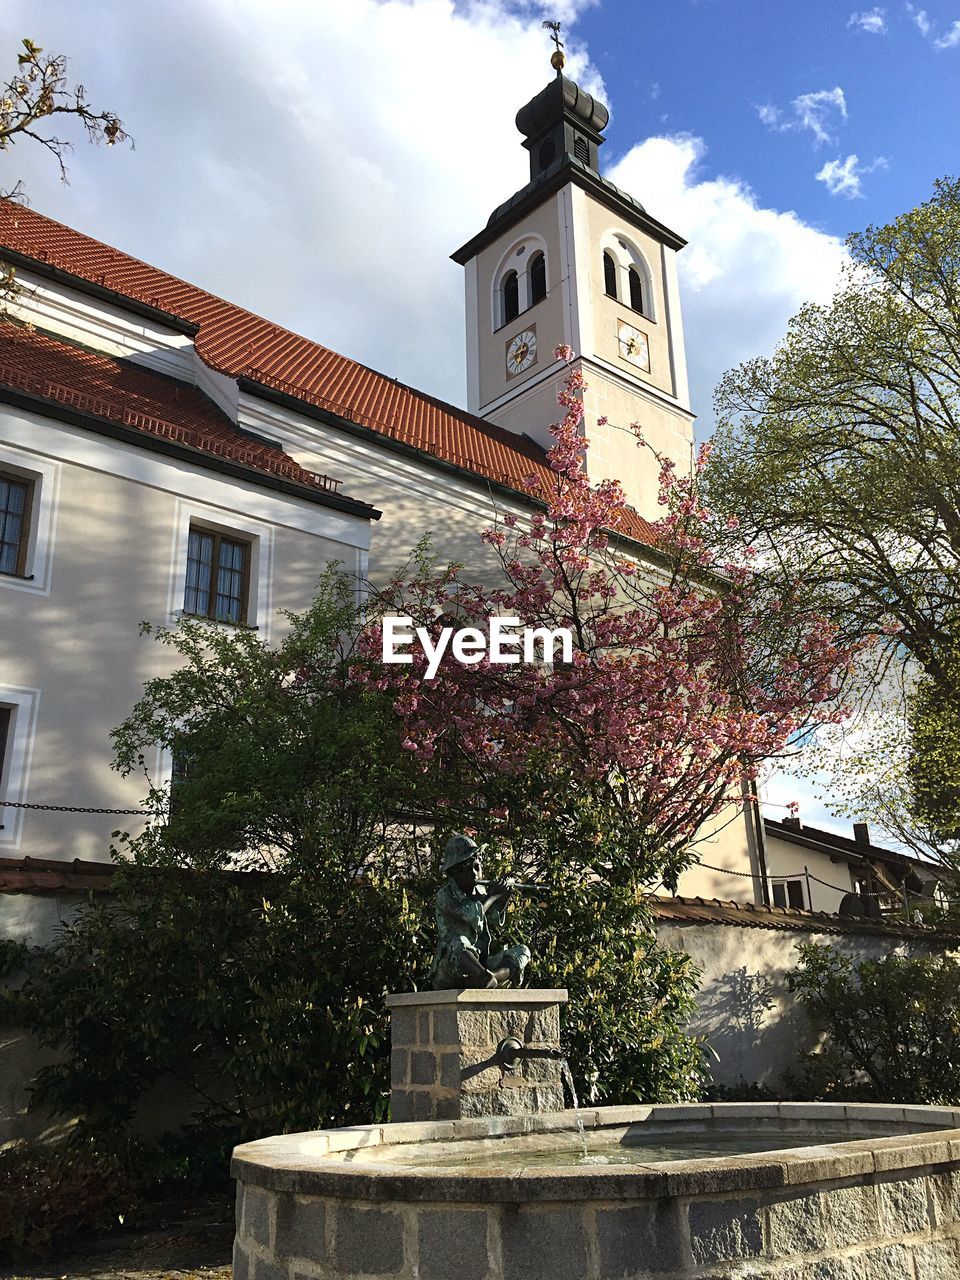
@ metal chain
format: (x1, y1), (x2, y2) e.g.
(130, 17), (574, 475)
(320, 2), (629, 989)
(0, 800), (145, 815)
(696, 858), (855, 896)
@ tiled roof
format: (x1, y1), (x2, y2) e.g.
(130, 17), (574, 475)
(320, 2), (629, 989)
(0, 325), (369, 505)
(651, 893), (960, 941)
(0, 202), (658, 547)
(0, 855), (116, 894)
(4, 856), (954, 943)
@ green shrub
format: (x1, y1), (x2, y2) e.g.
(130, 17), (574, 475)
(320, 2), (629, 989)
(789, 942), (960, 1102)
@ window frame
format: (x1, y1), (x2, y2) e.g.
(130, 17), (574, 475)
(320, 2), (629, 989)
(529, 252), (547, 307)
(183, 523), (253, 626)
(603, 251), (618, 300)
(771, 878), (807, 910)
(0, 467), (35, 579)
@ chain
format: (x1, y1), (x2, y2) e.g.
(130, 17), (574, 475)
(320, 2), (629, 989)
(0, 800), (145, 815)
(696, 858), (855, 896)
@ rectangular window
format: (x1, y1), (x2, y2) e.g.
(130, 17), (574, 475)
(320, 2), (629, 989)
(772, 879), (806, 910)
(0, 706), (10, 788)
(0, 471), (32, 577)
(184, 526), (250, 624)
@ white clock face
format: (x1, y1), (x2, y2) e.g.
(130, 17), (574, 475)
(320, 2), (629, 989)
(506, 326), (538, 376)
(617, 320), (650, 371)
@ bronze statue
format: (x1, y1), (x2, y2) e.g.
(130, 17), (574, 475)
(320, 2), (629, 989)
(429, 834), (532, 990)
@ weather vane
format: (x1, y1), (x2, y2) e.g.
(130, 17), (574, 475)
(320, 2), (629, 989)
(542, 19), (566, 73)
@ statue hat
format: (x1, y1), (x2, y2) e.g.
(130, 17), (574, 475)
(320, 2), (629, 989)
(441, 833), (481, 874)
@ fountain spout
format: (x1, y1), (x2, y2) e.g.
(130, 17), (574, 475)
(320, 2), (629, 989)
(494, 1035), (565, 1071)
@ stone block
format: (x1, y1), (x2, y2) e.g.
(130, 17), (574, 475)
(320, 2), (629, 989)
(391, 1008), (416, 1045)
(390, 1089), (416, 1123)
(931, 1170), (960, 1227)
(253, 1259), (288, 1280)
(767, 1191), (826, 1256)
(687, 1198), (763, 1266)
(533, 1083), (564, 1113)
(440, 1052), (461, 1090)
(241, 1185), (276, 1249)
(795, 1261), (855, 1280)
(595, 1202), (685, 1275)
(823, 1183), (880, 1248)
(390, 1046), (409, 1085)
(418, 1208), (490, 1280)
(877, 1176), (929, 1237)
(333, 1204), (405, 1275)
(413, 1091), (436, 1120)
(275, 1195), (327, 1264)
(528, 1006), (560, 1043)
(435, 1094), (460, 1120)
(456, 1010), (491, 1045)
(854, 1242), (914, 1280)
(499, 1206), (588, 1280)
(411, 1051), (437, 1085)
(233, 1239), (252, 1280)
(521, 1056), (561, 1084)
(914, 1238), (960, 1280)
(418, 1010), (431, 1043)
(432, 1008), (458, 1045)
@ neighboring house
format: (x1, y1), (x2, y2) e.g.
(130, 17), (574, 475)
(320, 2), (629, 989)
(763, 816), (952, 916)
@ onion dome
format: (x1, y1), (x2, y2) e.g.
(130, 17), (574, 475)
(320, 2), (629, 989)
(515, 74), (610, 181)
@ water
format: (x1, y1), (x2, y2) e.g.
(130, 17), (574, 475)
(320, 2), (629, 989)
(559, 1059), (588, 1160)
(384, 1126), (897, 1171)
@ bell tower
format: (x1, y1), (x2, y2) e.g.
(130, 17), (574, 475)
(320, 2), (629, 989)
(451, 38), (694, 521)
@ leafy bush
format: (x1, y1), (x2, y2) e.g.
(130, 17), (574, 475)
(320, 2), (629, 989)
(0, 1144), (137, 1263)
(789, 941), (960, 1103)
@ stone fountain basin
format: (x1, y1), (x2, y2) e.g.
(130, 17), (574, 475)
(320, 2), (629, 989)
(232, 1101), (960, 1279)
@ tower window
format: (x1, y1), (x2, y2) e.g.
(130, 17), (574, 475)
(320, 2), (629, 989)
(628, 266), (644, 314)
(603, 251), (618, 300)
(503, 270), (520, 325)
(574, 136), (590, 165)
(539, 139), (555, 170)
(529, 252), (546, 306)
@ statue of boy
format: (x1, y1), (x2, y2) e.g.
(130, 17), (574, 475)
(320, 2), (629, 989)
(430, 834), (531, 990)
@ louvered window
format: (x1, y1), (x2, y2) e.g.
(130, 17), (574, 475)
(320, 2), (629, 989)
(539, 139), (555, 169)
(629, 267), (644, 314)
(184, 526), (250, 624)
(603, 251), (618, 300)
(529, 253), (546, 306)
(503, 271), (520, 325)
(574, 136), (590, 164)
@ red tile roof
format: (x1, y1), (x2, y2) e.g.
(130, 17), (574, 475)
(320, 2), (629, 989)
(0, 202), (658, 547)
(0, 325), (362, 502)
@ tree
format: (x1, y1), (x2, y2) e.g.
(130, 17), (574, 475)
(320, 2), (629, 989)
(362, 353), (859, 886)
(707, 176), (960, 851)
(1, 37), (130, 305)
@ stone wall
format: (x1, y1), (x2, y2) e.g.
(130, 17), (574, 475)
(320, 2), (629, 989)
(231, 1103), (960, 1280)
(655, 918), (954, 1091)
(387, 990), (565, 1121)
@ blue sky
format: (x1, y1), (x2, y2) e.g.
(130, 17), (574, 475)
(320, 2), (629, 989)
(576, 0), (957, 237)
(4, 0), (952, 839)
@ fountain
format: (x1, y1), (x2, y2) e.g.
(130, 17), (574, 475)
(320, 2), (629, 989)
(231, 837), (960, 1278)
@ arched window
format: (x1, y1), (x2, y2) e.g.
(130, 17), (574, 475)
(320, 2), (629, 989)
(603, 251), (618, 300)
(529, 252), (546, 306)
(503, 270), (520, 325)
(628, 266), (644, 314)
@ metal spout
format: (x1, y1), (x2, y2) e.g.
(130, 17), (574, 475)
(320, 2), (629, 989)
(495, 1035), (565, 1071)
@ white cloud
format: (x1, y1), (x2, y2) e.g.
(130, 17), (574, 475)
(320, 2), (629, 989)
(758, 87), (848, 146)
(1, 1), (846, 439)
(934, 19), (960, 47)
(907, 3), (932, 36)
(907, 3), (932, 35)
(847, 8), (887, 33)
(816, 153), (888, 198)
(607, 136), (847, 435)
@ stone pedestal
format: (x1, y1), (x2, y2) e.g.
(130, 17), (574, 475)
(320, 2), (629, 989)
(385, 988), (568, 1122)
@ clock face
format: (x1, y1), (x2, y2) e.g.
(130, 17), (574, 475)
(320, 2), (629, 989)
(617, 320), (650, 372)
(506, 326), (538, 377)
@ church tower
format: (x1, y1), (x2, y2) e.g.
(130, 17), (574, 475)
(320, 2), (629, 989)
(451, 46), (694, 521)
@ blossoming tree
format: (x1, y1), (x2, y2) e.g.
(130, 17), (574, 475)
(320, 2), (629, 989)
(359, 349), (862, 892)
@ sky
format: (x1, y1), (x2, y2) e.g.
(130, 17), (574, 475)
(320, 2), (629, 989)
(3, 0), (956, 838)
